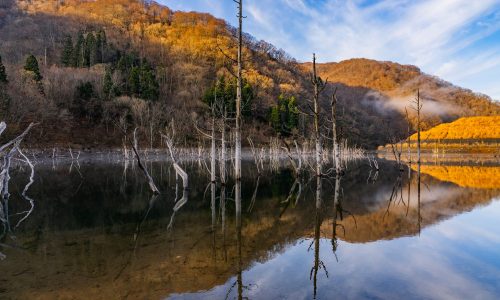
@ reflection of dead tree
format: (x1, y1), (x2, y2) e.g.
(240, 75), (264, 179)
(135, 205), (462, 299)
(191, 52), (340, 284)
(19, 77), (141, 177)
(331, 175), (356, 256)
(247, 175), (260, 213)
(13, 149), (35, 229)
(0, 121), (37, 259)
(279, 178), (302, 218)
(164, 132), (189, 230)
(310, 175), (328, 299)
(383, 175), (404, 219)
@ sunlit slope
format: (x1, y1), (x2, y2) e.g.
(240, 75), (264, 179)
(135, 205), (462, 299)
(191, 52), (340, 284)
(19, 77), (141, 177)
(410, 116), (500, 141)
(414, 165), (500, 189)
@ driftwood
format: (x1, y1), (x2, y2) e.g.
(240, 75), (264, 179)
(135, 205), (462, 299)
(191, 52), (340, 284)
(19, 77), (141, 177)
(131, 128), (160, 194)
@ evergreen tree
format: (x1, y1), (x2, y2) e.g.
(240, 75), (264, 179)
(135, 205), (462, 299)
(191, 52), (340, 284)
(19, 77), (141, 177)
(103, 68), (113, 99)
(24, 54), (42, 81)
(73, 31), (84, 67)
(139, 65), (159, 101)
(95, 29), (107, 63)
(269, 94), (299, 135)
(76, 81), (94, 101)
(287, 96), (299, 129)
(0, 55), (7, 83)
(128, 66), (141, 95)
(95, 31), (102, 64)
(84, 32), (96, 67)
(61, 35), (74, 67)
(202, 76), (253, 116)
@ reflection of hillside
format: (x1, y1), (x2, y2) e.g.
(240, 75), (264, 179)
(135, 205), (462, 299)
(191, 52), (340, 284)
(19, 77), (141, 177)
(413, 165), (500, 189)
(328, 174), (499, 243)
(2, 161), (500, 299)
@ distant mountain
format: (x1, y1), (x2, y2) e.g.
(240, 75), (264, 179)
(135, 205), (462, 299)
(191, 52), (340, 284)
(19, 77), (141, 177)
(0, 0), (498, 148)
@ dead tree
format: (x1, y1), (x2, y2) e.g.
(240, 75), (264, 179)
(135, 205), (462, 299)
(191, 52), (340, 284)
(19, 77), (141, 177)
(411, 89), (423, 164)
(310, 53), (328, 177)
(405, 108), (412, 163)
(234, 0), (244, 182)
(331, 89), (341, 174)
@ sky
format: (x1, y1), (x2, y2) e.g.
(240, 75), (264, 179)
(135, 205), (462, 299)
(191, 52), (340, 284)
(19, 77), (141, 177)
(159, 0), (500, 100)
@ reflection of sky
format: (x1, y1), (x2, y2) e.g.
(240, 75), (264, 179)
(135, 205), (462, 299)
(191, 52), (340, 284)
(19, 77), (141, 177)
(170, 198), (500, 300)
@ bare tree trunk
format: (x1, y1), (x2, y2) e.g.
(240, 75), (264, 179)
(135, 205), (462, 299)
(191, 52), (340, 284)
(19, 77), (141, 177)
(331, 91), (341, 174)
(405, 108), (411, 163)
(220, 115), (227, 185)
(234, 0), (243, 181)
(417, 90), (421, 164)
(211, 114), (216, 183)
(311, 53), (326, 177)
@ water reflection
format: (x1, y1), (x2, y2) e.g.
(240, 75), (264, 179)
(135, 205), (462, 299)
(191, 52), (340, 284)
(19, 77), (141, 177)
(0, 158), (499, 299)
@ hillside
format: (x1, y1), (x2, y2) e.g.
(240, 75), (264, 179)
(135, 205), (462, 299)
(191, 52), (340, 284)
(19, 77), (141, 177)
(409, 116), (500, 141)
(305, 59), (499, 127)
(378, 116), (500, 154)
(0, 0), (498, 149)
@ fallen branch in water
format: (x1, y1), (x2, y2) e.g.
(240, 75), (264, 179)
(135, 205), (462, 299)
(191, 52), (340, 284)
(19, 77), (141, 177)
(132, 128), (160, 194)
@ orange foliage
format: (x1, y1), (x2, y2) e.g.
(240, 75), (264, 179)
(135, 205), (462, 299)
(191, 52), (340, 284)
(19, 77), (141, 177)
(415, 165), (500, 189)
(410, 116), (500, 141)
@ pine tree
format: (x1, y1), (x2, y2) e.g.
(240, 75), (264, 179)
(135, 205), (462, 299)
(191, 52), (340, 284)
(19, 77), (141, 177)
(95, 31), (102, 64)
(0, 55), (7, 83)
(84, 32), (96, 67)
(128, 66), (141, 95)
(24, 54), (42, 81)
(103, 68), (113, 99)
(140, 65), (159, 101)
(95, 29), (107, 64)
(61, 35), (74, 67)
(73, 31), (84, 67)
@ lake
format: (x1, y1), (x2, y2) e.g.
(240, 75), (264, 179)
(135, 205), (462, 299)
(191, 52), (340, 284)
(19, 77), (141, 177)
(1, 155), (499, 299)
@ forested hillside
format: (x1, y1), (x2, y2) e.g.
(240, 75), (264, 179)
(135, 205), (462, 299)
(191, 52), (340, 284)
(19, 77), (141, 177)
(0, 0), (498, 149)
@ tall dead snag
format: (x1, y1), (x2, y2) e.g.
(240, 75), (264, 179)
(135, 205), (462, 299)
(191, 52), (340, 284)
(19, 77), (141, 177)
(331, 89), (341, 174)
(234, 0), (244, 182)
(311, 53), (328, 177)
(411, 89), (423, 164)
(131, 128), (160, 194)
(405, 108), (411, 163)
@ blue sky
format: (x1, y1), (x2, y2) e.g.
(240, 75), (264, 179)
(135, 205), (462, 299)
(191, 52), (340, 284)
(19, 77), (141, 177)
(159, 0), (500, 100)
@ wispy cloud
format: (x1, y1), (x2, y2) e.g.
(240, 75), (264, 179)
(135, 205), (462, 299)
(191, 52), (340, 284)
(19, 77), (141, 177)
(160, 0), (500, 99)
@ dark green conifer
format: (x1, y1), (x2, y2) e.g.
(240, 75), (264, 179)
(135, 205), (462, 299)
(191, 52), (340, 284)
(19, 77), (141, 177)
(103, 68), (113, 99)
(140, 65), (159, 101)
(61, 35), (74, 67)
(73, 31), (84, 67)
(128, 66), (141, 95)
(24, 54), (42, 81)
(84, 32), (96, 67)
(0, 55), (7, 83)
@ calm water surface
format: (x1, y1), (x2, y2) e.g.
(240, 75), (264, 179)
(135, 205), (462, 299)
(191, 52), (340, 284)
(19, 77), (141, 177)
(1, 156), (499, 299)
